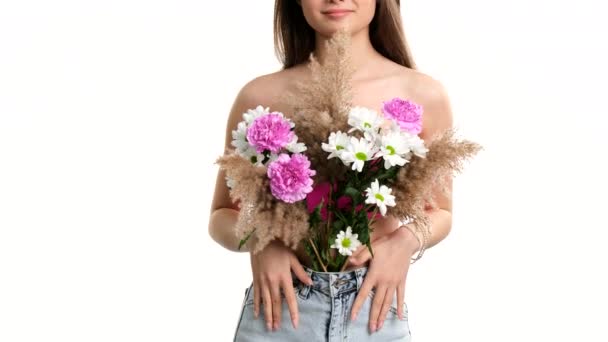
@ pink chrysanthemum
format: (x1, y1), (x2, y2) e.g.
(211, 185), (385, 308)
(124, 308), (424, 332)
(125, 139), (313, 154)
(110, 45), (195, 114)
(381, 97), (423, 135)
(246, 113), (294, 153)
(267, 153), (316, 203)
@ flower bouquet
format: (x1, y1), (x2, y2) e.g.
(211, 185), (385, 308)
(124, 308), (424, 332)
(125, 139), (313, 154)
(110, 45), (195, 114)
(215, 30), (482, 272)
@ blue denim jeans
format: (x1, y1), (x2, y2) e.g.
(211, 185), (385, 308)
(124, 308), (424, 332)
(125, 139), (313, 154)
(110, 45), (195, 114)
(233, 265), (412, 341)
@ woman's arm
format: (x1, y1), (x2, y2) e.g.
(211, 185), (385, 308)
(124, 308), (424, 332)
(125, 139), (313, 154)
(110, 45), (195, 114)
(208, 75), (314, 330)
(208, 207), (243, 252)
(208, 80), (261, 253)
(347, 76), (456, 332)
(403, 75), (455, 251)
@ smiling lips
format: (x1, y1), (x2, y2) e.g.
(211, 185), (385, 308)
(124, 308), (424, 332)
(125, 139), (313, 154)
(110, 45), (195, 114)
(322, 9), (354, 18)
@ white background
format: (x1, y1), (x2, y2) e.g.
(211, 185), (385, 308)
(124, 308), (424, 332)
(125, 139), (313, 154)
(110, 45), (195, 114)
(1, 1), (607, 341)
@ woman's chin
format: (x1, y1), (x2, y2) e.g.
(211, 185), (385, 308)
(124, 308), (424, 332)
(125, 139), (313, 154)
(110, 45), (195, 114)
(316, 23), (353, 38)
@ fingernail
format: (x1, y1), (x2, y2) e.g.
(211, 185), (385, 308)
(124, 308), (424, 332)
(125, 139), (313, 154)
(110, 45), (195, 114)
(370, 323), (376, 332)
(273, 322), (279, 331)
(266, 323), (272, 331)
(351, 312), (357, 321)
(378, 321), (384, 330)
(307, 278), (313, 285)
(292, 318), (298, 329)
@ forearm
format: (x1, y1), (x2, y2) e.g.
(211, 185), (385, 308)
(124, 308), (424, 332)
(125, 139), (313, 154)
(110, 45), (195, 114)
(423, 207), (452, 249)
(208, 207), (250, 253)
(399, 207), (453, 252)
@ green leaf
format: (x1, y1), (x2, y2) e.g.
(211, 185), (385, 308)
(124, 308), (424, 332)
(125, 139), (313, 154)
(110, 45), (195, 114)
(344, 186), (361, 201)
(367, 240), (375, 258)
(333, 219), (344, 232)
(358, 224), (370, 245)
(238, 227), (257, 250)
(308, 198), (325, 229)
(333, 210), (349, 226)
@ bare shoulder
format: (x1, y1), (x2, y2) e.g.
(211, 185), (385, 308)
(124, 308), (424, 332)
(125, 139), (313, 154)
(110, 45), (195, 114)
(396, 66), (454, 140)
(230, 66), (303, 112)
(214, 69), (292, 211)
(233, 70), (287, 108)
(222, 68), (300, 148)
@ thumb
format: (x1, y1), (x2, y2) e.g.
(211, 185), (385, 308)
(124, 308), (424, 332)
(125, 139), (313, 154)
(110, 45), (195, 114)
(291, 255), (313, 285)
(348, 248), (371, 266)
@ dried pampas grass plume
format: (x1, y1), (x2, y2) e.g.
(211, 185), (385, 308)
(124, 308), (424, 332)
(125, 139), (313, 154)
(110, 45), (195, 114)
(215, 27), (483, 257)
(214, 152), (310, 254)
(281, 29), (355, 183)
(214, 30), (357, 255)
(389, 127), (483, 240)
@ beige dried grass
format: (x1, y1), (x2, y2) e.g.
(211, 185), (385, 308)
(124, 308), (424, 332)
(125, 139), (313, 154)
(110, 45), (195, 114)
(215, 29), (482, 254)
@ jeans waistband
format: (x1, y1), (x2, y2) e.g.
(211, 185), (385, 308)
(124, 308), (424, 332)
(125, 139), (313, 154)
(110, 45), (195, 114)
(298, 265), (369, 298)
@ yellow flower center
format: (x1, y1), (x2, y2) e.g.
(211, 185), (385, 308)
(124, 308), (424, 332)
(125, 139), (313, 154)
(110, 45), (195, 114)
(386, 145), (395, 155)
(364, 122), (372, 128)
(355, 152), (367, 160)
(336, 145), (344, 150)
(375, 193), (384, 201)
(341, 238), (351, 248)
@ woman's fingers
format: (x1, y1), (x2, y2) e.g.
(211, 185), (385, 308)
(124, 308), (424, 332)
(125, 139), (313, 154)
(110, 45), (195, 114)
(347, 244), (367, 259)
(281, 277), (299, 329)
(348, 246), (372, 266)
(251, 255), (260, 319)
(396, 281), (405, 320)
(377, 286), (395, 331)
(270, 280), (282, 331)
(290, 255), (313, 286)
(350, 276), (374, 321)
(369, 284), (387, 332)
(261, 280), (273, 331)
(253, 279), (260, 319)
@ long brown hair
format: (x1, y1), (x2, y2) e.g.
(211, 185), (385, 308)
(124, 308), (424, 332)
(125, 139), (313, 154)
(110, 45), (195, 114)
(273, 0), (416, 69)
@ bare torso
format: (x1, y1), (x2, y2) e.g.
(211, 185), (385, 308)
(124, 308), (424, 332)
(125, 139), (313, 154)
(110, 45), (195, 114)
(239, 58), (441, 270)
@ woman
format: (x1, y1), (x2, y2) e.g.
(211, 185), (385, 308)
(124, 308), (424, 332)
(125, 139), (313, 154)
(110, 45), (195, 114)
(209, 0), (454, 340)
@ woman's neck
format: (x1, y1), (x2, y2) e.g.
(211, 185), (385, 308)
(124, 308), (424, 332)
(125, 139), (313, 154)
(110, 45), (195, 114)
(312, 28), (384, 79)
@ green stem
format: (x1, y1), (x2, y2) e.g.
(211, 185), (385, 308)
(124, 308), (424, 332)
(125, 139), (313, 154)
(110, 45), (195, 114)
(339, 256), (349, 272)
(367, 207), (380, 229)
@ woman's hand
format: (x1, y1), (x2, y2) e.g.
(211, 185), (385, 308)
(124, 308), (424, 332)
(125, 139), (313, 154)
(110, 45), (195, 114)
(345, 226), (420, 332)
(250, 239), (314, 331)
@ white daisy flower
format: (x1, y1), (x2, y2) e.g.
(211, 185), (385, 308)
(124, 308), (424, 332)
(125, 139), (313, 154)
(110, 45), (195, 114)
(364, 179), (396, 216)
(330, 226), (362, 256)
(225, 176), (236, 189)
(341, 136), (377, 172)
(379, 131), (412, 169)
(382, 119), (402, 134)
(266, 152), (280, 164)
(241, 146), (265, 166)
(406, 134), (428, 158)
(347, 107), (384, 134)
(286, 117), (296, 129)
(322, 131), (350, 160)
(231, 121), (251, 155)
(380, 121), (428, 159)
(247, 107), (296, 129)
(362, 128), (382, 146)
(242, 105), (270, 125)
(285, 135), (307, 153)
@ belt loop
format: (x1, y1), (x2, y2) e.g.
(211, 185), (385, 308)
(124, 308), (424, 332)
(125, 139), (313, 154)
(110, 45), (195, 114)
(329, 273), (337, 298)
(300, 266), (314, 298)
(355, 269), (363, 290)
